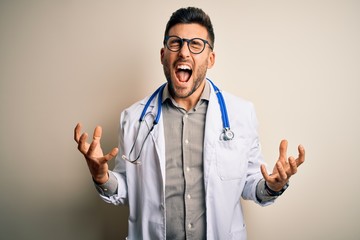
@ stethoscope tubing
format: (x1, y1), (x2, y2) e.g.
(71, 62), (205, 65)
(139, 79), (232, 139)
(139, 83), (166, 124)
(207, 79), (230, 130)
(124, 79), (233, 163)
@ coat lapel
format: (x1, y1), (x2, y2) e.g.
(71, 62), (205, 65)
(203, 82), (223, 191)
(147, 90), (166, 194)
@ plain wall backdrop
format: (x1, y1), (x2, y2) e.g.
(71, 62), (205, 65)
(1, 0), (359, 239)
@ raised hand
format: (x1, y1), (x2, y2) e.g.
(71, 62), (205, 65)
(74, 123), (118, 184)
(260, 139), (305, 192)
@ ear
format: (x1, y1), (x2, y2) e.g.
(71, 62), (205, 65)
(160, 48), (165, 65)
(207, 51), (215, 69)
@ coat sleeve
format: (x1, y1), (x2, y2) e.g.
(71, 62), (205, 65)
(95, 110), (129, 205)
(241, 103), (275, 206)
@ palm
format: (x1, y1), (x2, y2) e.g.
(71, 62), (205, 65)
(74, 123), (118, 184)
(261, 139), (305, 191)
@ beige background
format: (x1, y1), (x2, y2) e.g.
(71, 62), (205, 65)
(1, 0), (359, 239)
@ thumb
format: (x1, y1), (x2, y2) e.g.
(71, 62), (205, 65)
(101, 147), (119, 163)
(260, 164), (270, 180)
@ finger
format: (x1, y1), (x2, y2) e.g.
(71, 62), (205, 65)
(101, 147), (119, 163)
(93, 126), (102, 141)
(78, 132), (89, 154)
(278, 139), (288, 163)
(288, 156), (298, 175)
(74, 123), (82, 143)
(87, 138), (98, 156)
(295, 144), (305, 167)
(260, 164), (272, 182)
(276, 161), (288, 180)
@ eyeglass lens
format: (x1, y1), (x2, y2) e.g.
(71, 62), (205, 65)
(166, 36), (207, 54)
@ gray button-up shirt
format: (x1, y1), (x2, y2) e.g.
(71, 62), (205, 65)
(162, 82), (210, 240)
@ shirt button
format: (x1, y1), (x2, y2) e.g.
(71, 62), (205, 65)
(184, 114), (189, 118)
(185, 139), (189, 144)
(186, 167), (190, 172)
(188, 223), (192, 229)
(187, 194), (191, 199)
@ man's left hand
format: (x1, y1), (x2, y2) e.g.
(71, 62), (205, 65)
(260, 139), (305, 192)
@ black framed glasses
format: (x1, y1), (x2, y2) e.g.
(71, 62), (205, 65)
(164, 35), (213, 54)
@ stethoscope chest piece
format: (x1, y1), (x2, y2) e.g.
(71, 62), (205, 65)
(220, 128), (234, 141)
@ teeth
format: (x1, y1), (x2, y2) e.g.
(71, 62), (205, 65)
(177, 65), (191, 70)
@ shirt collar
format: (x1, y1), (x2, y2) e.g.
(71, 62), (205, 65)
(162, 80), (211, 104)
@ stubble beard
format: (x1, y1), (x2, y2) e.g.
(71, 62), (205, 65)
(163, 59), (208, 99)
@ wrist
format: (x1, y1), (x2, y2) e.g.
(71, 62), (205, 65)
(264, 181), (289, 196)
(93, 172), (109, 185)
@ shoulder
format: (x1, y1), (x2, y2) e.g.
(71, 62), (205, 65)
(207, 80), (257, 123)
(120, 96), (148, 123)
(220, 90), (259, 130)
(221, 90), (255, 112)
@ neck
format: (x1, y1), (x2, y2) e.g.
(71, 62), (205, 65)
(173, 80), (206, 111)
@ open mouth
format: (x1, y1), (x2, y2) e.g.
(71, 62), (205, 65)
(175, 65), (193, 82)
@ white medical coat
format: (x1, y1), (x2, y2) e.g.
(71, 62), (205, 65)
(99, 82), (274, 240)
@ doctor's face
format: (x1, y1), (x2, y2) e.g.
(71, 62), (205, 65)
(161, 23), (215, 102)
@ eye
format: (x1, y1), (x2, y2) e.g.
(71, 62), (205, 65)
(168, 37), (182, 49)
(189, 39), (204, 50)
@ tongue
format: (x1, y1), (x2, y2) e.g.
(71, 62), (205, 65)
(176, 70), (191, 82)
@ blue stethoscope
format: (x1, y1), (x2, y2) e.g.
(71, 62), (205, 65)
(122, 78), (234, 164)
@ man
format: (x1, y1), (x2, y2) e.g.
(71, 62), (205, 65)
(74, 7), (305, 240)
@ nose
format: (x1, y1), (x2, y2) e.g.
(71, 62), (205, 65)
(178, 40), (191, 58)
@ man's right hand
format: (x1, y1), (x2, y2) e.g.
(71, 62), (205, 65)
(74, 123), (118, 184)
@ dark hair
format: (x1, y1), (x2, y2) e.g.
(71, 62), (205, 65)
(164, 7), (215, 47)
